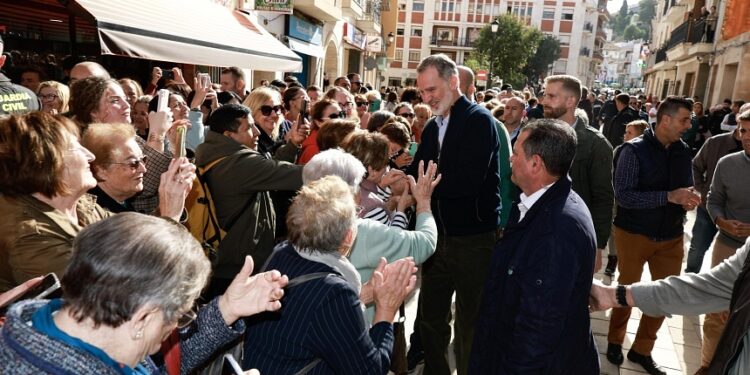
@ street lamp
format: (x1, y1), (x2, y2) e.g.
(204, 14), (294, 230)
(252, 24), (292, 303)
(488, 19), (500, 89)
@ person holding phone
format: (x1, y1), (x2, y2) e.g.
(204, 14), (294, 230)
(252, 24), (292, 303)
(0, 213), (286, 374)
(0, 113), (192, 293)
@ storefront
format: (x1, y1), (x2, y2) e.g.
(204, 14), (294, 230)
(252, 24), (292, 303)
(343, 23), (366, 76)
(286, 14), (324, 87)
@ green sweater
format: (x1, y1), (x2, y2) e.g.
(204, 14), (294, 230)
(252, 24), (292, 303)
(349, 212), (438, 322)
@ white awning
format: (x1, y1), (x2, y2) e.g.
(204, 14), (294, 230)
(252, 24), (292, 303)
(287, 38), (324, 58)
(74, 0), (303, 72)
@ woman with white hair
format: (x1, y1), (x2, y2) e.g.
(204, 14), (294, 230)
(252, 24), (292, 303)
(243, 176), (417, 374)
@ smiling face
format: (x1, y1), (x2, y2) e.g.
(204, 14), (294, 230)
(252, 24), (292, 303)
(62, 134), (98, 197)
(93, 83), (131, 124)
(169, 94), (189, 121)
(417, 66), (457, 117)
(227, 115), (260, 150)
(97, 138), (146, 201)
(254, 98), (281, 135)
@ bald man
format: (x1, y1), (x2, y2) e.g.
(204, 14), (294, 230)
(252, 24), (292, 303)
(503, 96), (526, 146)
(70, 61), (111, 84)
(457, 66), (476, 103)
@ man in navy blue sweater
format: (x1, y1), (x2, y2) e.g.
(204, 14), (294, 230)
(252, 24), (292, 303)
(408, 54), (500, 375)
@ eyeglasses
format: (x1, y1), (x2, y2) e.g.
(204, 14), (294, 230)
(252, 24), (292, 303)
(399, 112), (416, 119)
(339, 102), (354, 109)
(109, 156), (147, 170)
(327, 111), (348, 119)
(176, 307), (198, 329)
(260, 105), (283, 116)
(355, 101), (367, 107)
(39, 94), (59, 101)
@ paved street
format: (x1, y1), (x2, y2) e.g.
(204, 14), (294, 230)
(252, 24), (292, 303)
(403, 210), (706, 375)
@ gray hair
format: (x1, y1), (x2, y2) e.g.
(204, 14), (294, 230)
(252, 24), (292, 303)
(62, 213), (210, 328)
(287, 176), (357, 254)
(520, 118), (578, 178)
(417, 54), (458, 81)
(303, 149), (366, 192)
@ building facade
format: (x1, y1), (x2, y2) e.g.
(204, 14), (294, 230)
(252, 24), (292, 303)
(643, 0), (749, 105)
(600, 39), (646, 89)
(381, 0), (609, 88)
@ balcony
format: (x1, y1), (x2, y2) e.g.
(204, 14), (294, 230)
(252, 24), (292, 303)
(654, 45), (668, 64)
(357, 0), (382, 33)
(293, 0), (342, 22)
(596, 29), (606, 41)
(583, 22), (594, 33)
(429, 36), (477, 48)
(343, 0), (364, 19)
(665, 18), (713, 61)
(592, 50), (604, 61)
(580, 47), (591, 57)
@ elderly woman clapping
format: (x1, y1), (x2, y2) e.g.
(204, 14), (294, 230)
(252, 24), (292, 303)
(0, 212), (287, 374)
(243, 176), (417, 374)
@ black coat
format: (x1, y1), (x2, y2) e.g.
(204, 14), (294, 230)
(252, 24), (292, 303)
(603, 106), (640, 147)
(469, 177), (599, 374)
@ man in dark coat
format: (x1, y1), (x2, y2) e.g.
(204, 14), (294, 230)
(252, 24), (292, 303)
(603, 93), (641, 148)
(469, 119), (599, 374)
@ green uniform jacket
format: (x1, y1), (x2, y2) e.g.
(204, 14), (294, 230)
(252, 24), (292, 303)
(570, 116), (614, 248)
(194, 131), (303, 280)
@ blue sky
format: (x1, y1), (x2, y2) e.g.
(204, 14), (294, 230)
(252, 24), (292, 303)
(607, 0), (641, 13)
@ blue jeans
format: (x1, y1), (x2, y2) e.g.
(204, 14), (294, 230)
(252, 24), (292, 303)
(685, 206), (718, 273)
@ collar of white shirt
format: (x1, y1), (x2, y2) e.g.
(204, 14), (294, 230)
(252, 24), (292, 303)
(517, 182), (554, 221)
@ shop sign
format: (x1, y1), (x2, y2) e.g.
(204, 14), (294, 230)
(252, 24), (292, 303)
(255, 0), (292, 14)
(288, 15), (322, 45)
(344, 23), (366, 50)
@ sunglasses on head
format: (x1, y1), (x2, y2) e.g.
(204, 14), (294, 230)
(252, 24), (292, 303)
(328, 111), (347, 119)
(355, 101), (367, 107)
(260, 105), (283, 116)
(399, 112), (416, 119)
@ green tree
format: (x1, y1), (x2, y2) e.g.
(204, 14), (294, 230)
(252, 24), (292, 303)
(472, 15), (542, 88)
(522, 34), (561, 84)
(637, 0), (656, 34)
(623, 24), (647, 40)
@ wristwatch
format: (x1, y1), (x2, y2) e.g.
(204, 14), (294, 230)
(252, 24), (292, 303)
(616, 285), (628, 307)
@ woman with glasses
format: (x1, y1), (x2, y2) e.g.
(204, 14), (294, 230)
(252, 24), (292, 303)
(244, 87), (286, 156)
(394, 102), (417, 128)
(0, 212), (286, 375)
(324, 86), (358, 121)
(298, 98), (343, 165)
(0, 113), (191, 293)
(353, 93), (371, 129)
(36, 80), (69, 115)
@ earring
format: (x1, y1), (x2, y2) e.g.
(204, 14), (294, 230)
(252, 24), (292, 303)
(134, 329), (143, 340)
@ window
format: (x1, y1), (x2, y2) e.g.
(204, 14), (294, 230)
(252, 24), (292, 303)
(412, 2), (424, 11)
(395, 49), (404, 61)
(441, 1), (454, 12)
(396, 28), (405, 36)
(476, 3), (483, 14)
(562, 11), (574, 20)
(398, 3), (406, 10)
(543, 9), (555, 19)
(558, 34), (571, 45)
(409, 50), (421, 62)
(411, 28), (423, 37)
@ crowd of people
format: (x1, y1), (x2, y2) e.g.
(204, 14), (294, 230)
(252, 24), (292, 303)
(2, 30), (750, 375)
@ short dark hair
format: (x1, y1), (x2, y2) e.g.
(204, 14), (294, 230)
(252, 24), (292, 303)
(217, 90), (242, 105)
(528, 97), (538, 106)
(656, 96), (693, 126)
(734, 100), (746, 108)
(311, 98), (338, 123)
(270, 79), (287, 90)
(221, 66), (245, 81)
(283, 86), (305, 109)
(400, 87), (421, 104)
(520, 118), (578, 177)
(307, 85), (322, 93)
(367, 110), (396, 132)
(615, 93), (630, 106)
(544, 75), (582, 103)
(206, 104), (251, 133)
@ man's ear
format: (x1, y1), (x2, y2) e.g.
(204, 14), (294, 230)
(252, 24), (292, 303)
(531, 154), (546, 174)
(0, 54), (6, 70)
(450, 75), (460, 91)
